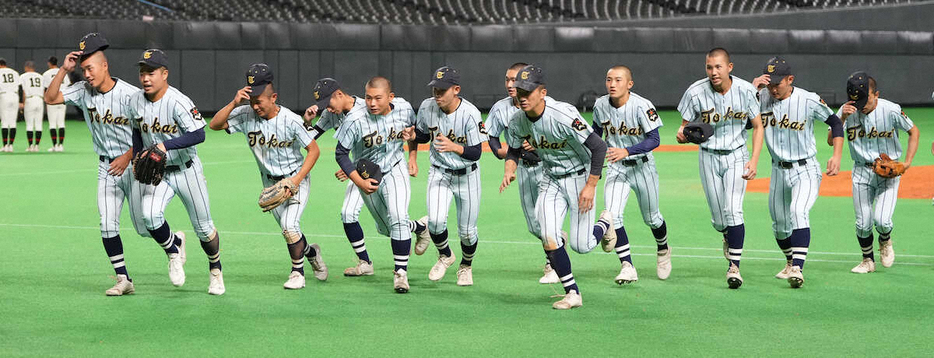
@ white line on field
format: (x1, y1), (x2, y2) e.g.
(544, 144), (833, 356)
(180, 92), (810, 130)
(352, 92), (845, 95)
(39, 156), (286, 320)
(0, 160), (257, 177)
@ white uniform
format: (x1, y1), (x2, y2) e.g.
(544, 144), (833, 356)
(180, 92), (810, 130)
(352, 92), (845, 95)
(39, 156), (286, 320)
(594, 93), (665, 231)
(20, 71), (44, 133)
(123, 87), (216, 241)
(43, 68), (70, 129)
(677, 76), (759, 232)
(759, 87), (834, 239)
(62, 79), (148, 238)
(504, 99), (599, 254)
(839, 99), (914, 238)
(0, 67), (20, 129)
(312, 97), (368, 225)
(227, 104), (316, 233)
(335, 98), (417, 242)
(416, 97), (487, 245)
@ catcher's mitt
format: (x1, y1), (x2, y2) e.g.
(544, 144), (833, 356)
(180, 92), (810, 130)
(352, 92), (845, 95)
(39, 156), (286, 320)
(356, 159), (383, 184)
(259, 178), (296, 212)
(134, 146), (167, 185)
(873, 153), (906, 178)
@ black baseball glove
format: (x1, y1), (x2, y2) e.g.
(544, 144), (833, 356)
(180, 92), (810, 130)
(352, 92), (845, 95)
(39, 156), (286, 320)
(134, 146), (167, 185)
(356, 158), (383, 185)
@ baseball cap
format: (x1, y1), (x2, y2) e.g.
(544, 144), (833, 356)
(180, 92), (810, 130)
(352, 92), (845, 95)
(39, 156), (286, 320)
(514, 65), (545, 92)
(763, 56), (792, 85)
(246, 63), (274, 95)
(137, 49), (168, 69)
(78, 33), (109, 56)
(846, 71), (871, 110)
(426, 66), (460, 89)
(684, 122), (714, 144)
(312, 78), (341, 109)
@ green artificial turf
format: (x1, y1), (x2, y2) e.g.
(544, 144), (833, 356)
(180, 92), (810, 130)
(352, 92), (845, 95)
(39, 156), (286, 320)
(1, 108), (932, 357)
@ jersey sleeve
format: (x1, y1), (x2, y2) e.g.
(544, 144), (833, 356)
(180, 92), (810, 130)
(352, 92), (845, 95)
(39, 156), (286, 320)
(225, 105), (251, 134)
(758, 88), (771, 114)
(890, 105), (915, 132)
(62, 82), (87, 107)
(335, 119), (359, 149)
(465, 106), (487, 145)
(173, 98), (206, 133)
(416, 100), (431, 133)
(807, 95), (834, 123)
(291, 117), (315, 148)
(676, 89), (697, 122)
(503, 114), (526, 148)
(121, 93), (139, 122)
(638, 100), (663, 132)
(315, 111), (337, 132)
(563, 106), (594, 145)
(485, 105), (506, 138)
(743, 86), (760, 119)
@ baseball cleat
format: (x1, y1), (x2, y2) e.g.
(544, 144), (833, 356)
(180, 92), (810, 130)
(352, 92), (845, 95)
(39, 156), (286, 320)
(787, 266), (804, 288)
(727, 263), (743, 289)
(175, 231), (187, 264)
(283, 271), (306, 289)
(428, 253), (457, 281)
(167, 252), (186, 287)
(47, 146), (56, 152)
(56, 144), (64, 152)
(343, 259), (374, 276)
(307, 243), (328, 281)
(552, 290), (582, 310)
(599, 210), (616, 252)
(775, 260), (792, 279)
(208, 268), (225, 295)
(105, 274), (135, 296)
(539, 263), (559, 284)
(614, 261), (638, 285)
(851, 258), (876, 274)
(456, 264), (473, 286)
(393, 269), (409, 293)
(879, 239), (894, 268)
(657, 247), (672, 280)
(413, 216), (431, 255)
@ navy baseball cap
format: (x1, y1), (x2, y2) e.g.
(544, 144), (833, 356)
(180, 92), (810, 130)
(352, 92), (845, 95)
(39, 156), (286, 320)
(514, 65), (545, 92)
(684, 122), (714, 144)
(78, 33), (109, 56)
(427, 66), (460, 89)
(763, 56), (792, 85)
(246, 63), (274, 95)
(312, 78), (341, 109)
(846, 71), (871, 110)
(137, 49), (168, 69)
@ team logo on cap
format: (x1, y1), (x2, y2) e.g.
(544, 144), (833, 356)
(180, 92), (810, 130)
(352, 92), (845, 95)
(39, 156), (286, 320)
(143, 51), (152, 59)
(849, 93), (858, 100)
(436, 71), (444, 79)
(360, 169), (370, 179)
(79, 41), (86, 51)
(767, 65), (775, 73)
(520, 71), (529, 80)
(248, 76), (254, 85)
(314, 91), (319, 100)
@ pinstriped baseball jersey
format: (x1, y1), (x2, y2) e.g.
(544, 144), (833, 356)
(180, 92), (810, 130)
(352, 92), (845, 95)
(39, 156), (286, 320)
(593, 92), (662, 160)
(416, 97), (488, 170)
(123, 86), (205, 166)
(335, 97), (416, 171)
(226, 105), (315, 177)
(838, 99), (914, 163)
(313, 96), (366, 138)
(63, 79), (138, 158)
(677, 76), (758, 151)
(759, 87), (834, 162)
(485, 95), (555, 138)
(42, 68), (71, 89)
(20, 72), (43, 97)
(0, 68), (19, 94)
(504, 99), (593, 177)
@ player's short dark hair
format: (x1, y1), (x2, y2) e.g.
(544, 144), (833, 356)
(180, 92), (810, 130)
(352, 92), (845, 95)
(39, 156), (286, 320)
(706, 48), (731, 63)
(868, 77), (877, 92)
(24, 60), (35, 69)
(608, 65), (633, 81)
(0, 58), (6, 66)
(509, 62), (528, 71)
(48, 56), (58, 66)
(366, 76), (393, 92)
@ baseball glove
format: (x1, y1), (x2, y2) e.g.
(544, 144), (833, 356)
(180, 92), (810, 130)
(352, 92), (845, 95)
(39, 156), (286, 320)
(259, 178), (296, 212)
(873, 153), (907, 178)
(134, 146), (167, 185)
(356, 159), (383, 184)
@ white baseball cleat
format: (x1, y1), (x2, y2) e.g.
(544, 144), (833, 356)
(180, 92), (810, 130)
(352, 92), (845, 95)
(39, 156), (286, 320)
(413, 216), (431, 255)
(599, 210), (616, 252)
(614, 261), (638, 285)
(539, 263), (559, 284)
(456, 264), (473, 286)
(428, 253), (457, 281)
(552, 289), (582, 310)
(47, 146), (56, 152)
(775, 260), (792, 279)
(787, 266), (804, 288)
(175, 231), (187, 264)
(879, 239), (894, 268)
(105, 274), (135, 296)
(343, 259), (374, 276)
(56, 144), (64, 152)
(307, 243), (328, 281)
(393, 269), (409, 293)
(851, 258), (876, 274)
(167, 252), (186, 287)
(727, 263), (743, 289)
(657, 247), (672, 280)
(283, 271), (306, 289)
(208, 268), (225, 295)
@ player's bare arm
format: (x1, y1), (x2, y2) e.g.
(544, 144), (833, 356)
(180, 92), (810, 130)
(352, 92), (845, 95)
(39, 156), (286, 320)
(433, 133), (465, 155)
(606, 147), (629, 163)
(208, 86), (251, 130)
(348, 169), (379, 194)
(335, 169), (348, 181)
(676, 119), (689, 143)
(407, 140), (419, 177)
(577, 174), (600, 213)
(752, 74), (770, 89)
(43, 51), (80, 105)
(903, 125), (920, 169)
(500, 146), (519, 192)
(290, 141), (320, 187)
(108, 149), (133, 176)
(743, 114), (764, 180)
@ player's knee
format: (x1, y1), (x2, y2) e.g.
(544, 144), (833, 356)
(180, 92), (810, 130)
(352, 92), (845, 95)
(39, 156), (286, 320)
(428, 219), (446, 235)
(856, 227), (873, 238)
(874, 220), (893, 234)
(142, 215), (164, 231)
(194, 223), (216, 241)
(458, 227), (478, 244)
(282, 230), (302, 244)
(340, 209), (359, 224)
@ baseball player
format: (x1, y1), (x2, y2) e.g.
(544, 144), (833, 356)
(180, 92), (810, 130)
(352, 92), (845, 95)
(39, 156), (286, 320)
(43, 56), (70, 152)
(123, 49), (229, 295)
(43, 33), (155, 296)
(487, 62), (561, 284)
(0, 58), (20, 152)
(675, 48), (764, 289)
(753, 56), (844, 288)
(500, 65), (613, 310)
(210, 63), (327, 289)
(410, 66), (487, 286)
(833, 72), (919, 274)
(302, 78), (429, 278)
(334, 76), (428, 293)
(594, 65), (671, 284)
(21, 61), (44, 152)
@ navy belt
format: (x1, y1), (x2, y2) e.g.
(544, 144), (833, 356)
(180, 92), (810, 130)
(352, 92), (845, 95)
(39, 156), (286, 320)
(701, 147), (738, 155)
(619, 156), (649, 167)
(267, 170), (297, 182)
(433, 163), (478, 176)
(99, 155), (117, 163)
(553, 168), (587, 180)
(165, 159), (194, 172)
(775, 159), (809, 169)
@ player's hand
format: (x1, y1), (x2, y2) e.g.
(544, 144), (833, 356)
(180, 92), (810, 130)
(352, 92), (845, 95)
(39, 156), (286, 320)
(434, 134), (461, 154)
(288, 175), (302, 190)
(109, 152), (132, 176)
(408, 160), (418, 177)
(522, 140), (536, 152)
(303, 105), (319, 122)
(578, 185), (595, 213)
(499, 172), (516, 193)
(840, 101), (857, 119)
(232, 86), (251, 105)
(752, 75), (770, 89)
(156, 143), (167, 153)
(606, 147), (629, 163)
(61, 51), (81, 73)
(335, 169), (348, 181)
(401, 126), (415, 141)
(742, 160), (758, 180)
(18, 103), (24, 112)
(676, 126), (688, 143)
(826, 156), (841, 176)
(358, 178), (379, 194)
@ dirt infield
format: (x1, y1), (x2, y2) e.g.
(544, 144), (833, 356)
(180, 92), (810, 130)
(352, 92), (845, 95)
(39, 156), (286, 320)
(747, 165), (934, 199)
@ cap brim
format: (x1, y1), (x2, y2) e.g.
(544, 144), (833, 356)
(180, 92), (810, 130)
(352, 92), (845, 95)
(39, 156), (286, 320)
(249, 83), (269, 96)
(314, 94), (332, 110)
(427, 80), (455, 89)
(514, 80), (540, 92)
(137, 60), (166, 69)
(767, 74), (787, 85)
(853, 97), (868, 110)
